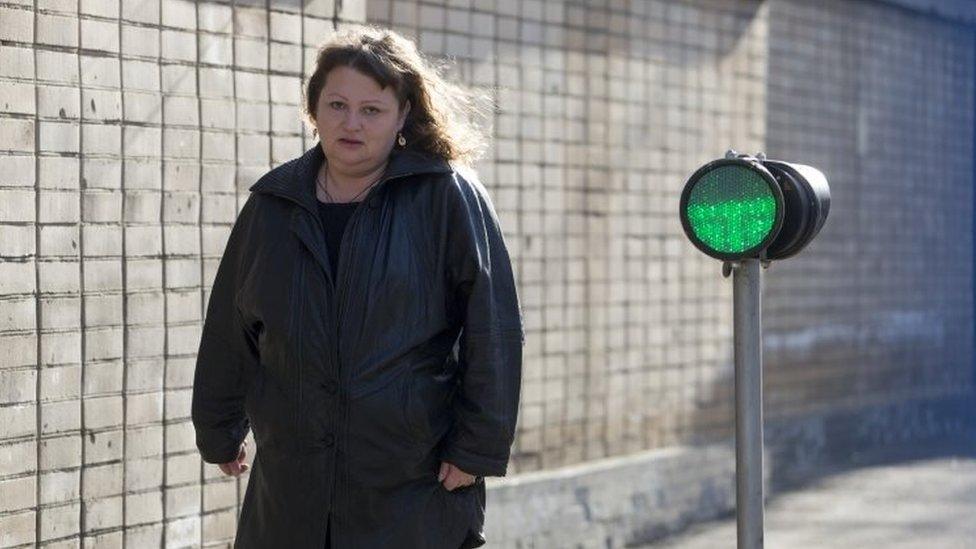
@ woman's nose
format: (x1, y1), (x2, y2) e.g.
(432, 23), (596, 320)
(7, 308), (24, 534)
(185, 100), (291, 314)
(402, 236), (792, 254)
(341, 111), (362, 130)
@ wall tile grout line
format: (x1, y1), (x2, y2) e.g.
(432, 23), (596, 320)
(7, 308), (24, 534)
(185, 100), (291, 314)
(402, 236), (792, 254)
(158, 0), (169, 545)
(117, 0), (129, 542)
(31, 0), (41, 544)
(194, 2), (205, 546)
(581, 1), (594, 466)
(76, 1), (86, 544)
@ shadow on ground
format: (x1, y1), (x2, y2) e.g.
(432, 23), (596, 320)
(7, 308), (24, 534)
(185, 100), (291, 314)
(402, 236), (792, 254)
(640, 438), (976, 548)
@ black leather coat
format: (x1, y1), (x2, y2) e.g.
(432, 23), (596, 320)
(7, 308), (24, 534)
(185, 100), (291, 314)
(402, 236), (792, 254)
(191, 144), (525, 548)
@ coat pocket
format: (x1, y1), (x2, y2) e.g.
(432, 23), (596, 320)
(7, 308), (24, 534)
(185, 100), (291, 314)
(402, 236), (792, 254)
(244, 365), (276, 449)
(402, 361), (457, 445)
(435, 476), (487, 548)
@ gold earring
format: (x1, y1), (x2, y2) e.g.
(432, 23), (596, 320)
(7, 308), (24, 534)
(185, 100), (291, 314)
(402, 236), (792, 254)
(397, 132), (406, 147)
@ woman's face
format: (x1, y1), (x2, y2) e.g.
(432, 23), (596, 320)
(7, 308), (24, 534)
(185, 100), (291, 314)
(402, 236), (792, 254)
(314, 65), (410, 177)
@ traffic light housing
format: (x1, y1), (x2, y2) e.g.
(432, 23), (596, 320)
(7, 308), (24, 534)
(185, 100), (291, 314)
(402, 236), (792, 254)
(679, 152), (830, 262)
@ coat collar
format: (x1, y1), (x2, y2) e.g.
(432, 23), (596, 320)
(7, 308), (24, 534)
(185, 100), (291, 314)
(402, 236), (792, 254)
(249, 143), (454, 213)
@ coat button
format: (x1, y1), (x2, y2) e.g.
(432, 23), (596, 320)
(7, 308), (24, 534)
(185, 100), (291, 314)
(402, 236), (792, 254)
(322, 434), (335, 447)
(321, 380), (338, 394)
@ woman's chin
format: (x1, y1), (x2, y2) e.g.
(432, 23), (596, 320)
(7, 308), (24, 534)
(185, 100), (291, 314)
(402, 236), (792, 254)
(326, 148), (369, 168)
(326, 147), (397, 176)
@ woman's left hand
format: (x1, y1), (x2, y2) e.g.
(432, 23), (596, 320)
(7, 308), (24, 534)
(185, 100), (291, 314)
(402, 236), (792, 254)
(437, 461), (477, 491)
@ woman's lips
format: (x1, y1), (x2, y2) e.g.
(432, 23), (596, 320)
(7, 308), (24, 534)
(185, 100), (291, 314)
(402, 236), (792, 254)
(338, 138), (363, 146)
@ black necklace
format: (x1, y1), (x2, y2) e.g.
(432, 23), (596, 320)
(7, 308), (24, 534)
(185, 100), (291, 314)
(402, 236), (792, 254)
(316, 166), (382, 204)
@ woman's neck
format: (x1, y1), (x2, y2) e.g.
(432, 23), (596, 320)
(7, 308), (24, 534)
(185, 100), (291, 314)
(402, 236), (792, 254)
(320, 161), (388, 201)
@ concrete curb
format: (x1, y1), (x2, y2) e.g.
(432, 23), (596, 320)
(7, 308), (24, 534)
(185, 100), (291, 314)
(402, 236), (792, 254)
(484, 443), (736, 548)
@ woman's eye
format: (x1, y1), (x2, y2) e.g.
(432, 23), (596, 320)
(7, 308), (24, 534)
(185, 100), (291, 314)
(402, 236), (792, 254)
(363, 106), (380, 115)
(329, 101), (345, 110)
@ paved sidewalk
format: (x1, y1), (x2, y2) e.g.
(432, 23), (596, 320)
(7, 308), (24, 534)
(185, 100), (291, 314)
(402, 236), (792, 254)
(643, 454), (976, 548)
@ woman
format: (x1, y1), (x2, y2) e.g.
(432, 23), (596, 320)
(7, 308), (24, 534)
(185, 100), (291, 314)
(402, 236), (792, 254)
(191, 26), (524, 549)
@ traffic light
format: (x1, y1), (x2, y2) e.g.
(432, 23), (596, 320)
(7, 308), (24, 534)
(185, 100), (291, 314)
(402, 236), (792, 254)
(679, 151), (830, 261)
(678, 151), (832, 546)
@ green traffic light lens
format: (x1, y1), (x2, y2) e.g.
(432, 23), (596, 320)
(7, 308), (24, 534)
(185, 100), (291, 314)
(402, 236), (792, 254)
(684, 164), (780, 255)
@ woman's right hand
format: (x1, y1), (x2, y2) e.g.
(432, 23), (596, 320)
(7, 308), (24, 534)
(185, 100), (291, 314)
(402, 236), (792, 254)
(218, 441), (250, 477)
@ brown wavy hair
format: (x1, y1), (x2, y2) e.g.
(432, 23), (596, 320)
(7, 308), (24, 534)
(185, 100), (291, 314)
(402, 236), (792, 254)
(304, 26), (489, 165)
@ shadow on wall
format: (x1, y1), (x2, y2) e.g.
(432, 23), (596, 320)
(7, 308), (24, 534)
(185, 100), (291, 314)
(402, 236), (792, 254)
(588, 1), (764, 63)
(688, 0), (976, 490)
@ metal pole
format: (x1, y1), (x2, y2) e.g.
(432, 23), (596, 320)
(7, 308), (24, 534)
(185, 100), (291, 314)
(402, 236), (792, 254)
(734, 258), (764, 549)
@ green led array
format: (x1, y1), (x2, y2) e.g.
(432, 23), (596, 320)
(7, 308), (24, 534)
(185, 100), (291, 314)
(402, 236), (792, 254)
(685, 166), (778, 254)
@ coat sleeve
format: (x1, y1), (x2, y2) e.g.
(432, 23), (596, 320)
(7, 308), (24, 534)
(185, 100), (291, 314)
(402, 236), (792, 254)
(191, 194), (260, 464)
(440, 172), (525, 477)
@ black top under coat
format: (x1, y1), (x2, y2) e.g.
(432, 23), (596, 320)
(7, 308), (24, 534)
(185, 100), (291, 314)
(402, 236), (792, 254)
(316, 200), (359, 277)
